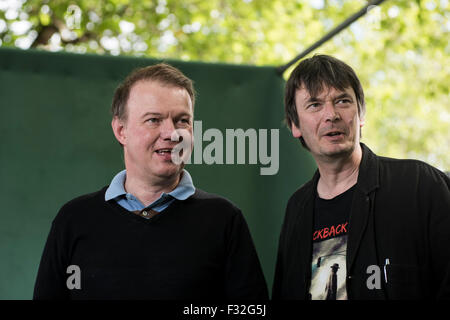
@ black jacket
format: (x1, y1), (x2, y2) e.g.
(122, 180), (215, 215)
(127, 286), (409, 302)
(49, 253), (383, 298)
(272, 143), (450, 299)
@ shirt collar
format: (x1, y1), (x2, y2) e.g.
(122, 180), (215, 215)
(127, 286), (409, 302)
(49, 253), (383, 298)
(105, 169), (195, 202)
(169, 169), (195, 200)
(105, 169), (127, 201)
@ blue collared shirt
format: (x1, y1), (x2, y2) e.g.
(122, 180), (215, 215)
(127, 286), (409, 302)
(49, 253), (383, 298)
(105, 169), (195, 213)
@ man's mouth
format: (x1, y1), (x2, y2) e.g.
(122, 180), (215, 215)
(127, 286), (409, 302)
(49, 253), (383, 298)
(324, 131), (344, 137)
(155, 148), (173, 154)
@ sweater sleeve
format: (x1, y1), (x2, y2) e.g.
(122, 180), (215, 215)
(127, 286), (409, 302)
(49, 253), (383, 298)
(33, 218), (70, 300)
(224, 210), (269, 300)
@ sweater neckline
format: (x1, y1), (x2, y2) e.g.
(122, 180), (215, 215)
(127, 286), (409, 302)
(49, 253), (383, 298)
(100, 186), (187, 224)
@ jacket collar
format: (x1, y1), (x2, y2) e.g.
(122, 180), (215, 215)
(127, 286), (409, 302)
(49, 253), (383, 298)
(346, 143), (380, 280)
(356, 143), (380, 195)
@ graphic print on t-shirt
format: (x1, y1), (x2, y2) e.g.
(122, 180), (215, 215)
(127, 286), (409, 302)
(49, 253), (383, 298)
(309, 185), (354, 300)
(310, 233), (348, 300)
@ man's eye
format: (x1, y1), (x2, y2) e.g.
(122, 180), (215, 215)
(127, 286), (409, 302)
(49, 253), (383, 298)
(147, 118), (160, 123)
(179, 118), (190, 124)
(336, 99), (351, 104)
(307, 103), (320, 109)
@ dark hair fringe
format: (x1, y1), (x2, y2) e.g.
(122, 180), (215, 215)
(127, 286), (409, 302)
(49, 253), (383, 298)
(284, 54), (365, 133)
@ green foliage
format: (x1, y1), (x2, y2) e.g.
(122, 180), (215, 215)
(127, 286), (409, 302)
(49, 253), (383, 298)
(0, 0), (449, 170)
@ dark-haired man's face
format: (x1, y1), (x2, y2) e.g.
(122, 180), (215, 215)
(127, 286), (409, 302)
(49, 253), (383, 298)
(291, 86), (364, 160)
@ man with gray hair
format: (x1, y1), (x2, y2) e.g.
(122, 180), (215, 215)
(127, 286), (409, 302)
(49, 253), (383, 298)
(272, 54), (450, 300)
(34, 63), (268, 300)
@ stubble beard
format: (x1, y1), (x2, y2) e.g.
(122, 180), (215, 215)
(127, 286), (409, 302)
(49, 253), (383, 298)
(313, 135), (358, 163)
(321, 142), (354, 159)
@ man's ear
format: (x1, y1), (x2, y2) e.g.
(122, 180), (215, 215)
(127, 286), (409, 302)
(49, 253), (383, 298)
(111, 117), (127, 146)
(291, 123), (302, 139)
(359, 114), (365, 128)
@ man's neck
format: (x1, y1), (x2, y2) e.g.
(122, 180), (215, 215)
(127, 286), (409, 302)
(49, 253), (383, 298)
(124, 171), (181, 207)
(315, 144), (362, 200)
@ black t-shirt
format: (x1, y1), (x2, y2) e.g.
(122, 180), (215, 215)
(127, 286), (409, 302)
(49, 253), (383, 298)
(309, 184), (355, 300)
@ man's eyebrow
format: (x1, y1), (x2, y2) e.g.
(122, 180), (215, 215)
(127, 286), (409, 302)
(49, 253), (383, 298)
(305, 92), (353, 102)
(306, 96), (321, 103)
(141, 112), (162, 118)
(141, 111), (193, 118)
(334, 93), (353, 100)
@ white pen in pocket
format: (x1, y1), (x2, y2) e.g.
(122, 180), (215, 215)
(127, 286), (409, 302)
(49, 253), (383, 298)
(384, 258), (390, 283)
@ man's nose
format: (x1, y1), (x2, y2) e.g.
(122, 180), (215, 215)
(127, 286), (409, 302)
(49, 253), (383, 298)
(323, 101), (340, 122)
(159, 119), (177, 140)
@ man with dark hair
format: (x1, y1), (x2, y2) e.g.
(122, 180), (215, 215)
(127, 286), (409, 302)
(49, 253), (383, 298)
(34, 63), (268, 300)
(272, 54), (450, 300)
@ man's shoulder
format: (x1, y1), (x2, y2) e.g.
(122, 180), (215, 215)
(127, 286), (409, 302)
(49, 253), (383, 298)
(61, 186), (107, 209)
(377, 155), (449, 185)
(54, 186), (108, 224)
(286, 178), (315, 210)
(188, 188), (242, 214)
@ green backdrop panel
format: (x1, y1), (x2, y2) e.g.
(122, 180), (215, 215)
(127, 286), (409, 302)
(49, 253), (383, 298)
(0, 47), (316, 299)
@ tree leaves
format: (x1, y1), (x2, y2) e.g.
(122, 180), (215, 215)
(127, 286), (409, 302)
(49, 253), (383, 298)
(1, 0), (448, 170)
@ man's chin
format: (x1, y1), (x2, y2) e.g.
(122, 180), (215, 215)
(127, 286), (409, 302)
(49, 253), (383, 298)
(319, 143), (355, 158)
(153, 164), (184, 180)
